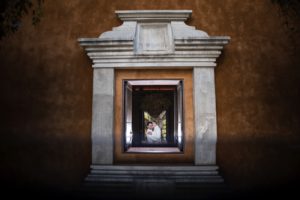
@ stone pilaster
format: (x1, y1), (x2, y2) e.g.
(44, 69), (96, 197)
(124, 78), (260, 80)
(91, 68), (114, 164)
(193, 67), (217, 165)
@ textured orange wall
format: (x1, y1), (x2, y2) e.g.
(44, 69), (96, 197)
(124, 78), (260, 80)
(0, 0), (299, 194)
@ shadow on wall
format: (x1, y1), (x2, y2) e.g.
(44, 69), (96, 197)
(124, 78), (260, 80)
(0, 0), (300, 198)
(0, 13), (93, 190)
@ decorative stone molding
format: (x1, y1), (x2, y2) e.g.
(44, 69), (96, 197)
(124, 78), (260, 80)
(135, 23), (174, 55)
(116, 10), (192, 21)
(78, 10), (230, 165)
(78, 10), (229, 68)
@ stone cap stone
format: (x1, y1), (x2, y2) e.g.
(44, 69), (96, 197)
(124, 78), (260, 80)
(116, 10), (192, 21)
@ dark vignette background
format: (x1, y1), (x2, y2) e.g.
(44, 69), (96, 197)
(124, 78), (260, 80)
(0, 0), (299, 199)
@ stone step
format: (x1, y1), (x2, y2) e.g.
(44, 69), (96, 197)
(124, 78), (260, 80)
(86, 165), (223, 183)
(85, 178), (223, 183)
(87, 173), (222, 177)
(81, 180), (229, 189)
(78, 165), (230, 199)
(90, 169), (218, 175)
(85, 174), (223, 182)
(91, 165), (219, 171)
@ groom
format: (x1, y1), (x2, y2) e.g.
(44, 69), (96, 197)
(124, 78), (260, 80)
(146, 121), (161, 144)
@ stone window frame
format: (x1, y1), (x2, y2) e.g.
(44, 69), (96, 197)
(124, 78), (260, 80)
(78, 10), (230, 166)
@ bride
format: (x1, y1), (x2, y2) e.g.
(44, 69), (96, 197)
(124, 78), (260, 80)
(146, 121), (161, 144)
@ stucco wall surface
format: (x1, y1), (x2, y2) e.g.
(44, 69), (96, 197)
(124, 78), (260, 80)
(0, 0), (299, 195)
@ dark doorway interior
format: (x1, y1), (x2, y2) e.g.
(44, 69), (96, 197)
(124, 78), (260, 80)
(123, 80), (184, 153)
(132, 85), (175, 147)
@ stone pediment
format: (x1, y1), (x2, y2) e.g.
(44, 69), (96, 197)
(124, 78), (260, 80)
(78, 10), (230, 68)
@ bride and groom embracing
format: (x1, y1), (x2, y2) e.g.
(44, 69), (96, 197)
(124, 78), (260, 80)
(145, 121), (161, 144)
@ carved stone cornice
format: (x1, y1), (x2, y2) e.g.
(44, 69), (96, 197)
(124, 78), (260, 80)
(78, 10), (230, 68)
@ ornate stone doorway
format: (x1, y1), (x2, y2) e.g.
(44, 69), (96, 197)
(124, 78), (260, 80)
(79, 10), (230, 165)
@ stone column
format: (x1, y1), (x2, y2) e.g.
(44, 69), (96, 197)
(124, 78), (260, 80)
(91, 68), (114, 164)
(193, 67), (217, 165)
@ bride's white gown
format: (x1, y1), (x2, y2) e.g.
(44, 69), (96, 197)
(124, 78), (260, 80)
(146, 126), (161, 143)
